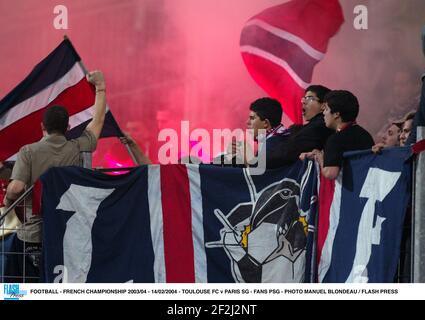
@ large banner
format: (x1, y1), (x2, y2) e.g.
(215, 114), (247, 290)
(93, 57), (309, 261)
(317, 147), (412, 283)
(40, 148), (412, 283)
(41, 161), (318, 283)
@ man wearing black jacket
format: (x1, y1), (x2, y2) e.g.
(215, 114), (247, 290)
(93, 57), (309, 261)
(282, 85), (334, 164)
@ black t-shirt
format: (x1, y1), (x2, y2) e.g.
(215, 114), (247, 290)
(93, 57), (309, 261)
(324, 124), (374, 167)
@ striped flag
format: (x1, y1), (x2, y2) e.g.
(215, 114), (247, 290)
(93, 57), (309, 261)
(41, 161), (318, 283)
(0, 39), (122, 162)
(316, 147), (412, 283)
(240, 0), (344, 124)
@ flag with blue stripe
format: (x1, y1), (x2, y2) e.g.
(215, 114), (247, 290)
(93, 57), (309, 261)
(317, 147), (412, 282)
(41, 161), (318, 283)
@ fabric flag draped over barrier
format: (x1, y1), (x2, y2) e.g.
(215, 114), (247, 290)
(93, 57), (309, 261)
(240, 0), (344, 124)
(0, 38), (122, 162)
(40, 148), (412, 283)
(41, 161), (318, 283)
(316, 147), (412, 283)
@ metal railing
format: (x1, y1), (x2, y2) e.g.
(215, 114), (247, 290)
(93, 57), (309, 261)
(1, 184), (41, 283)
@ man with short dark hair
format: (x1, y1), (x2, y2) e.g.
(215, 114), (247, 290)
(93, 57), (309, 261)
(0, 161), (12, 180)
(42, 105), (69, 134)
(248, 97), (285, 138)
(244, 97), (291, 169)
(306, 90), (374, 180)
(284, 85), (334, 162)
(301, 85), (331, 122)
(3, 70), (106, 281)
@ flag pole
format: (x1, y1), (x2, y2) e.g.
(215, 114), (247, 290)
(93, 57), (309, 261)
(63, 36), (139, 166)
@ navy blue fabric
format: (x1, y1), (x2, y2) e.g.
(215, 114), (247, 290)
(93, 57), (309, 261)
(0, 39), (79, 117)
(41, 166), (155, 283)
(322, 147), (412, 282)
(41, 162), (318, 283)
(66, 110), (123, 139)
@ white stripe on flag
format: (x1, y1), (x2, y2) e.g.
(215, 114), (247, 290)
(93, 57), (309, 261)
(6, 106), (112, 161)
(6, 105), (109, 161)
(147, 165), (166, 283)
(318, 173), (343, 282)
(245, 19), (325, 61)
(0, 63), (84, 130)
(68, 105), (110, 129)
(240, 45), (310, 89)
(6, 153), (17, 162)
(187, 164), (208, 283)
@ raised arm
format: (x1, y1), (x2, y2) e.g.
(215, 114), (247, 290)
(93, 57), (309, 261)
(120, 133), (152, 165)
(86, 71), (106, 140)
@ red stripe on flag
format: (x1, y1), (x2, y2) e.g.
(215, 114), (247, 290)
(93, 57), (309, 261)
(0, 79), (94, 161)
(160, 165), (195, 282)
(412, 139), (425, 154)
(240, 0), (344, 125)
(241, 53), (304, 124)
(252, 0), (344, 53)
(316, 175), (335, 269)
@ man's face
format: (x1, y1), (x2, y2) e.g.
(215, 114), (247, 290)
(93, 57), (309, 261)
(323, 104), (338, 130)
(382, 124), (401, 147)
(302, 91), (323, 121)
(246, 111), (268, 140)
(399, 119), (413, 146)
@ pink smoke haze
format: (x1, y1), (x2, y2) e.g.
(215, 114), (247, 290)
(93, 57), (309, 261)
(1, 0), (424, 167)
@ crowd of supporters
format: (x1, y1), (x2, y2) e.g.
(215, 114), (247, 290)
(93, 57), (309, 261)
(1, 66), (424, 282)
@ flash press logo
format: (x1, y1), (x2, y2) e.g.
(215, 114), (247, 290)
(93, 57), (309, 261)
(4, 284), (27, 300)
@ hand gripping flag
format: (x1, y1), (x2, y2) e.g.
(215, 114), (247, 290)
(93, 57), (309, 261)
(0, 38), (122, 162)
(240, 0), (344, 124)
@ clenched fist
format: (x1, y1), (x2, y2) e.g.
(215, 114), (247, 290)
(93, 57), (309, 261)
(86, 70), (105, 90)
